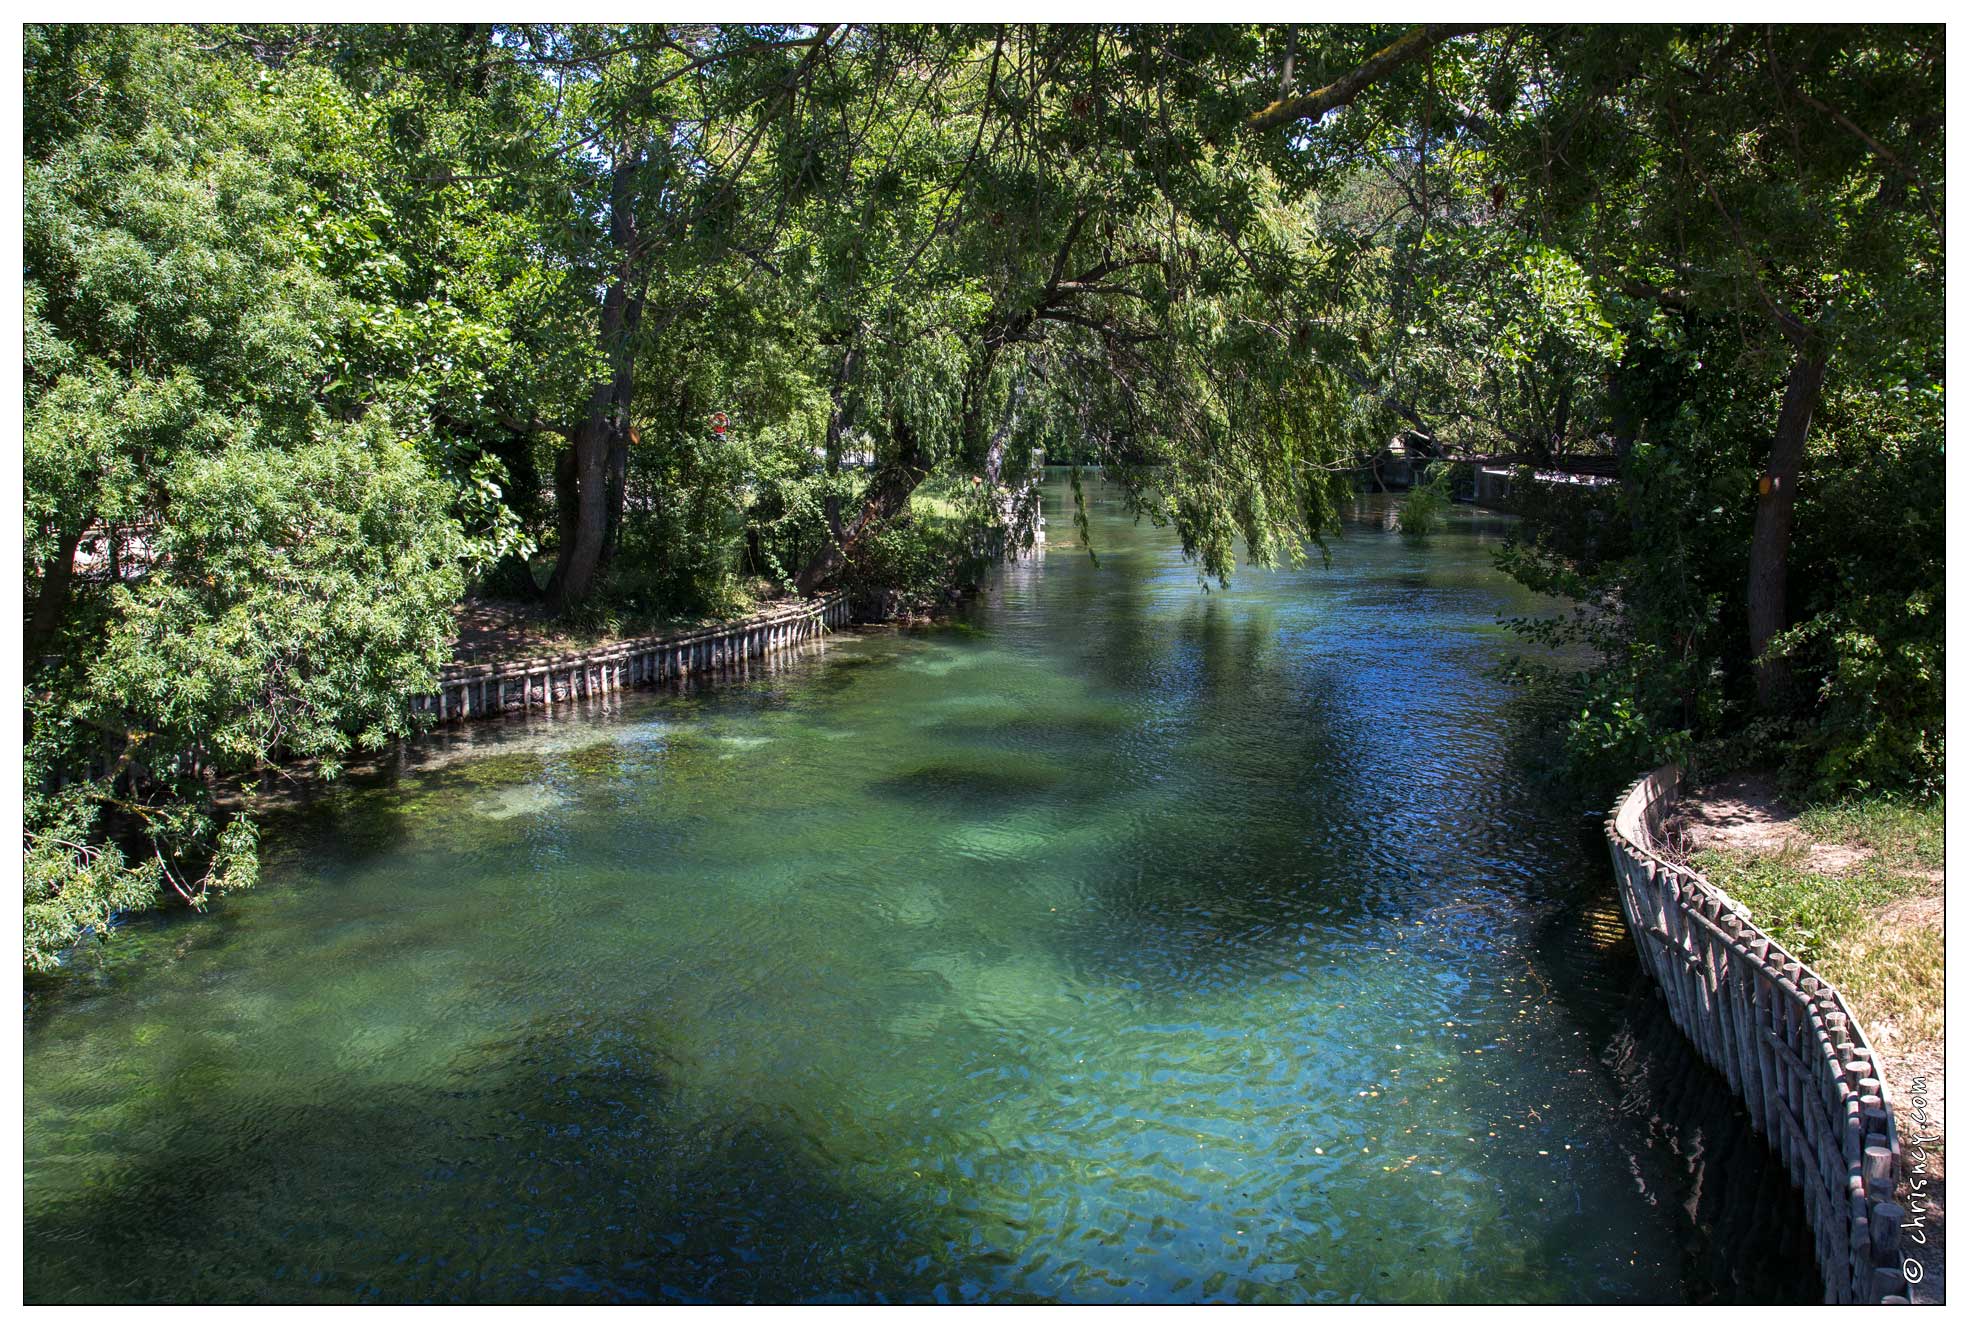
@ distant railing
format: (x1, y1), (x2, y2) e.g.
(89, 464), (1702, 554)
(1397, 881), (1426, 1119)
(408, 592), (852, 724)
(1605, 765), (1911, 1304)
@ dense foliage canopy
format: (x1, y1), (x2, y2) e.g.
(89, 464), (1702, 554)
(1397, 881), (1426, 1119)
(22, 23), (1944, 968)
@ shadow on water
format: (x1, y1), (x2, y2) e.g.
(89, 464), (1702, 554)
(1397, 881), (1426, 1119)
(24, 783), (430, 1019)
(1530, 833), (1818, 1304)
(1600, 977), (1820, 1303)
(24, 1012), (1010, 1306)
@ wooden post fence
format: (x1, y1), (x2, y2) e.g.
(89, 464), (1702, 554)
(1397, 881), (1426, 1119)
(1605, 765), (1911, 1304)
(409, 592), (852, 725)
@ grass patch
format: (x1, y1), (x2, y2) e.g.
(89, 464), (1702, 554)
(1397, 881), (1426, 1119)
(1796, 796), (1944, 873)
(1692, 791), (1942, 1050)
(1824, 921), (1945, 1046)
(1690, 851), (1910, 963)
(910, 476), (987, 531)
(910, 492), (967, 525)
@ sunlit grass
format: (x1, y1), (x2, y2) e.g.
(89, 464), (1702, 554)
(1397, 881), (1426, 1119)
(1693, 794), (1942, 1047)
(1797, 797), (1944, 873)
(909, 480), (980, 530)
(1824, 922), (1945, 1046)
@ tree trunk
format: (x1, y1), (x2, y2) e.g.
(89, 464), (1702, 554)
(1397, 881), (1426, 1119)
(546, 406), (615, 611)
(1606, 360), (1644, 470)
(546, 151), (644, 613)
(794, 423), (930, 594)
(984, 377), (1036, 544)
(597, 289), (646, 576)
(1747, 342), (1830, 711)
(984, 409), (1011, 487)
(598, 421), (631, 574)
(810, 340), (863, 587)
(823, 341), (860, 475)
(981, 368), (1032, 485)
(549, 443), (579, 583)
(25, 524), (85, 665)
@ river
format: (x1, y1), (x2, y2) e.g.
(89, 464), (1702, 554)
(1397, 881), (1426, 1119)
(23, 472), (1815, 1303)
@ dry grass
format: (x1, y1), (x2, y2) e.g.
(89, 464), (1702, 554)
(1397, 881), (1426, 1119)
(1679, 786), (1942, 1028)
(1822, 917), (1944, 1047)
(1689, 796), (1943, 1051)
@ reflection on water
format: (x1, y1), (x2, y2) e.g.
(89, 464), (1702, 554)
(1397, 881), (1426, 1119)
(23, 475), (1816, 1303)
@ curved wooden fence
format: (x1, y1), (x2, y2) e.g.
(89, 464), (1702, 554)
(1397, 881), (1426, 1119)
(1605, 765), (1910, 1303)
(409, 592), (852, 724)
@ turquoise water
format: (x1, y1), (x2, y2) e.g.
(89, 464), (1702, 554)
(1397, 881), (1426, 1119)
(23, 474), (1813, 1303)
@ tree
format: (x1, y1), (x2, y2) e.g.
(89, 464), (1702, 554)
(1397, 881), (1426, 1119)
(1236, 23), (1942, 788)
(1458, 26), (1943, 711)
(769, 24), (1381, 590)
(23, 25), (468, 967)
(24, 22), (1943, 975)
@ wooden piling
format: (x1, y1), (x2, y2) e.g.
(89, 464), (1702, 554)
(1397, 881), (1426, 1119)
(1605, 764), (1908, 1305)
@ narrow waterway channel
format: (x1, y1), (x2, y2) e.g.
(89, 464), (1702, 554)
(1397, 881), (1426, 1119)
(24, 472), (1816, 1303)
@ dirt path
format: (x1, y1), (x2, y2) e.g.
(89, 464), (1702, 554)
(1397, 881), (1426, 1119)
(1670, 774), (1945, 1304)
(448, 596), (572, 663)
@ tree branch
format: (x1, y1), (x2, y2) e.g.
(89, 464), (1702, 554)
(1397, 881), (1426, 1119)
(1247, 25), (1489, 133)
(1034, 309), (1159, 343)
(495, 410), (575, 439)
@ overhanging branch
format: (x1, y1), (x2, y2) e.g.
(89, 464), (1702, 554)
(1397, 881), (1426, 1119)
(1247, 25), (1490, 133)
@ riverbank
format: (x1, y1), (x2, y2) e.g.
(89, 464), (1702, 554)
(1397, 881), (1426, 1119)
(413, 594), (853, 726)
(1665, 775), (1945, 1303)
(449, 582), (818, 664)
(447, 478), (1033, 664)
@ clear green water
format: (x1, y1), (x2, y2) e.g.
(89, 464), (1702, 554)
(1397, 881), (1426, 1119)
(24, 475), (1814, 1304)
